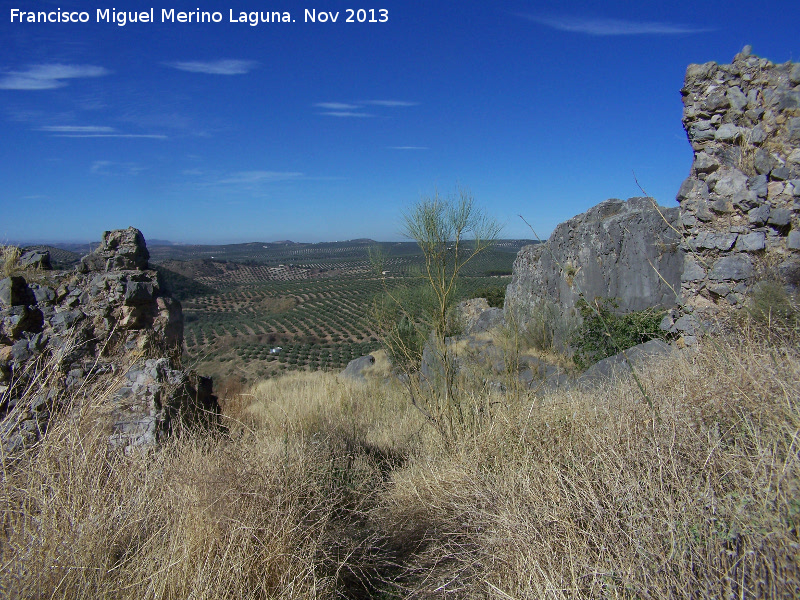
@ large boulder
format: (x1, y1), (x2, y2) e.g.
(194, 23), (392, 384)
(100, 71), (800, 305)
(18, 250), (51, 270)
(340, 355), (375, 381)
(505, 197), (683, 326)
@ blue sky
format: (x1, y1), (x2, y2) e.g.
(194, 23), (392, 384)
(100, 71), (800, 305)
(1, 1), (798, 244)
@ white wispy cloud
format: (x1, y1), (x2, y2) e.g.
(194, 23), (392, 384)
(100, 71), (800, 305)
(314, 102), (361, 110)
(38, 125), (116, 133)
(90, 160), (146, 176)
(315, 100), (417, 117)
(0, 64), (110, 90)
(165, 59), (258, 75)
(364, 100), (419, 107)
(319, 111), (373, 118)
(520, 14), (712, 35)
(36, 124), (167, 139)
(216, 171), (303, 185)
(388, 146), (428, 150)
(57, 133), (168, 139)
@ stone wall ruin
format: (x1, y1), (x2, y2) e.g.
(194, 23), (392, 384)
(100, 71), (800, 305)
(0, 227), (218, 453)
(677, 46), (800, 309)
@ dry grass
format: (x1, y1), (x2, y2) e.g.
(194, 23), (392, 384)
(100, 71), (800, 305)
(0, 390), (343, 599)
(1, 245), (21, 278)
(1, 319), (798, 598)
(379, 325), (800, 598)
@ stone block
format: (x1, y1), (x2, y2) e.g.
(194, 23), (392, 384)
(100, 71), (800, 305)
(734, 232), (766, 252)
(709, 254), (753, 281)
(768, 208), (792, 227)
(18, 251), (51, 270)
(715, 123), (741, 141)
(681, 256), (706, 282)
(747, 174), (768, 198)
(771, 167), (792, 181)
(0, 277), (33, 307)
(748, 205), (770, 225)
(694, 152), (720, 174)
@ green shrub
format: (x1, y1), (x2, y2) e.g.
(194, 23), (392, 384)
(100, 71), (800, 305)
(472, 285), (506, 308)
(572, 298), (669, 370)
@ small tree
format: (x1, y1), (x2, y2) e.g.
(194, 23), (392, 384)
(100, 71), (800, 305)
(373, 187), (502, 442)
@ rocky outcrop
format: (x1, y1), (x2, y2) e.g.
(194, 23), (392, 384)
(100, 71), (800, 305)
(505, 197), (683, 323)
(677, 46), (800, 307)
(457, 298), (503, 334)
(0, 227), (217, 453)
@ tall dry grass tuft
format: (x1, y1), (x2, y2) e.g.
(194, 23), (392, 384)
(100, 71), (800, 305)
(378, 327), (800, 598)
(1, 245), (21, 278)
(0, 368), (368, 598)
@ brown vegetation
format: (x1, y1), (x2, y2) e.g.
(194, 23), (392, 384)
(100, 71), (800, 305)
(1, 314), (798, 598)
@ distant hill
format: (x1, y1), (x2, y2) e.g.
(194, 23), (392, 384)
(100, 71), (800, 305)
(18, 238), (539, 272)
(145, 239), (537, 266)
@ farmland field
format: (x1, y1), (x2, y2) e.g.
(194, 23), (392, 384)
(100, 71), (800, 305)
(149, 239), (534, 383)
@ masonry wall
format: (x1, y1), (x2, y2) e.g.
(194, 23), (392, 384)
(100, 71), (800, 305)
(677, 46), (800, 309)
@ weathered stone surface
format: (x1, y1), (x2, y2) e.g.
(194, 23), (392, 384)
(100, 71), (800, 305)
(791, 64), (800, 85)
(709, 254), (753, 281)
(771, 167), (794, 181)
(458, 298), (491, 332)
(471, 308), (503, 333)
(694, 152), (720, 174)
(681, 256), (706, 282)
(695, 231), (737, 251)
(726, 86), (748, 112)
(715, 123), (741, 141)
(124, 281), (155, 305)
(710, 198), (735, 213)
(789, 118), (800, 143)
(713, 169), (748, 196)
(29, 284), (55, 305)
(754, 150), (778, 175)
(110, 358), (217, 450)
(578, 340), (672, 386)
(79, 227), (150, 273)
(673, 314), (700, 336)
(677, 48), (800, 307)
(18, 250), (51, 270)
(505, 198), (683, 326)
(788, 230), (800, 250)
(1, 229), (217, 454)
(768, 208), (792, 227)
(732, 190), (758, 210)
(734, 232), (766, 252)
(749, 125), (767, 145)
(748, 174), (768, 198)
(340, 355), (376, 381)
(0, 277), (33, 307)
(748, 204), (771, 225)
